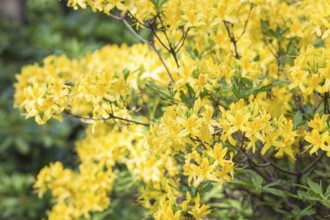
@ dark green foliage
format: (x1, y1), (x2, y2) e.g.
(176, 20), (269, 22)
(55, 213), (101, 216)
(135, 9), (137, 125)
(0, 0), (139, 219)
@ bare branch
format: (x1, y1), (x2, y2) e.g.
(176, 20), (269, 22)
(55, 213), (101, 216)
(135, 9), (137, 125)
(300, 151), (325, 175)
(262, 31), (278, 58)
(109, 13), (175, 82)
(233, 132), (246, 162)
(150, 41), (175, 82)
(236, 4), (254, 41)
(223, 20), (240, 59)
(150, 26), (171, 51)
(109, 13), (149, 44)
(126, 10), (149, 28)
(175, 28), (190, 53)
(65, 110), (150, 127)
(122, 19), (149, 44)
(260, 156), (299, 176)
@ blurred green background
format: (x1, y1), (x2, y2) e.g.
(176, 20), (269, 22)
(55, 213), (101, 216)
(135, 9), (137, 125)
(0, 0), (144, 219)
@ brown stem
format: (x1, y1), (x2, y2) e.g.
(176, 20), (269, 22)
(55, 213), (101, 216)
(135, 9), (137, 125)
(236, 4), (254, 41)
(156, 14), (181, 68)
(149, 41), (175, 82)
(109, 13), (175, 82)
(233, 132), (246, 162)
(64, 110), (150, 127)
(175, 28), (190, 52)
(300, 151), (325, 175)
(223, 20), (240, 59)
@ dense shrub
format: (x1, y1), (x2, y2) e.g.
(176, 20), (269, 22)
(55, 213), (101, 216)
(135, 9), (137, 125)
(13, 0), (330, 219)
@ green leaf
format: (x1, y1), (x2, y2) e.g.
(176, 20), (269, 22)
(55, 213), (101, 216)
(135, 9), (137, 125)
(254, 80), (287, 93)
(260, 20), (285, 40)
(199, 182), (213, 195)
(307, 178), (323, 196)
(239, 77), (253, 89)
(193, 49), (199, 58)
(231, 79), (286, 99)
(14, 138), (30, 155)
(178, 83), (195, 106)
(228, 199), (243, 210)
(210, 203), (231, 209)
(263, 187), (286, 197)
(180, 90), (189, 104)
(291, 205), (316, 219)
(244, 80), (286, 97)
(260, 20), (268, 31)
(186, 83), (195, 96)
(251, 171), (263, 195)
(0, 137), (13, 152)
(264, 180), (287, 188)
(190, 184), (197, 196)
(123, 68), (130, 80)
(294, 111), (305, 128)
(298, 190), (321, 202)
(231, 78), (241, 99)
(230, 178), (253, 188)
(167, 182), (181, 191)
(151, 0), (169, 10)
(298, 205), (316, 217)
(146, 81), (172, 100)
(149, 98), (160, 120)
(275, 26), (282, 39)
(204, 187), (223, 200)
(325, 183), (330, 196)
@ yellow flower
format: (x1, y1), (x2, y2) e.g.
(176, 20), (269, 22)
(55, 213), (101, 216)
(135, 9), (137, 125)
(309, 114), (328, 132)
(208, 143), (228, 164)
(189, 193), (211, 220)
(305, 130), (330, 155)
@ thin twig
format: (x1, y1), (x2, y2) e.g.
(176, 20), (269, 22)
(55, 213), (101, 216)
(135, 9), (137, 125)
(109, 13), (149, 43)
(247, 157), (271, 168)
(109, 13), (175, 82)
(262, 157), (298, 176)
(64, 110), (150, 127)
(175, 28), (190, 53)
(157, 14), (173, 49)
(312, 91), (319, 115)
(246, 160), (274, 182)
(249, 150), (298, 176)
(123, 19), (149, 43)
(149, 26), (171, 51)
(109, 13), (123, 20)
(236, 4), (254, 41)
(262, 31), (278, 58)
(155, 14), (181, 68)
(300, 151), (325, 175)
(126, 10), (149, 28)
(223, 20), (240, 59)
(150, 40), (175, 82)
(233, 132), (246, 162)
(324, 92), (329, 114)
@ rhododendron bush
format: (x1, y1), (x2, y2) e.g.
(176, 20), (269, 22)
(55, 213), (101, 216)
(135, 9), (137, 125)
(14, 0), (330, 219)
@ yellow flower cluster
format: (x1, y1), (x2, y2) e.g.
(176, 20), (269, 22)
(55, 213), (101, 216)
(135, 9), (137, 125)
(289, 46), (330, 95)
(218, 99), (299, 158)
(14, 44), (170, 124)
(149, 99), (234, 187)
(305, 114), (330, 156)
(139, 181), (211, 220)
(34, 161), (115, 220)
(14, 56), (77, 124)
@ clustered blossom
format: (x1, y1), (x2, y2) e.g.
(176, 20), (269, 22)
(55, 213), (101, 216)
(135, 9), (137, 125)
(14, 0), (330, 219)
(14, 44), (170, 124)
(289, 46), (330, 95)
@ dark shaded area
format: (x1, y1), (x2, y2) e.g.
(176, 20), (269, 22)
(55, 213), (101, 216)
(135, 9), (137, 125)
(0, 0), (140, 219)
